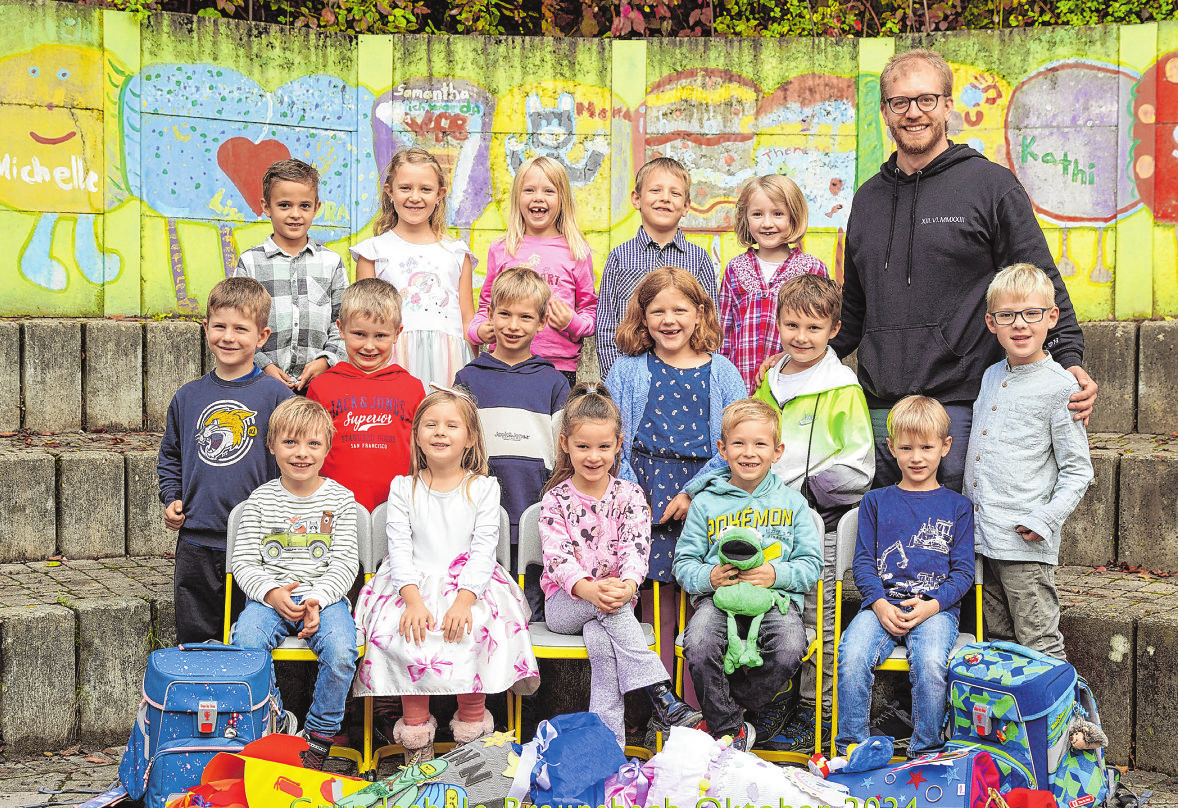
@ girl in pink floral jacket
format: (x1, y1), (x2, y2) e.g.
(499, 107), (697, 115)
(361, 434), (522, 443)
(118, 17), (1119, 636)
(539, 383), (703, 747)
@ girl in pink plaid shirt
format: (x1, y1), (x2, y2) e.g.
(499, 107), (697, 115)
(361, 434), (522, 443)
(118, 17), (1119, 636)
(719, 175), (828, 393)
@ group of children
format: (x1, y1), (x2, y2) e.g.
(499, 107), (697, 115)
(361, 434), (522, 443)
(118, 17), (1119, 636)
(158, 147), (1092, 771)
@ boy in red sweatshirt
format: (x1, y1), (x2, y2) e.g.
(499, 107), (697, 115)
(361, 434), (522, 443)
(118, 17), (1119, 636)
(308, 278), (426, 511)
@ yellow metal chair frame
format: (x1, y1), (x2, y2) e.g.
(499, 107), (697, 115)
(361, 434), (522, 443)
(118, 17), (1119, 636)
(513, 501), (658, 760)
(829, 507), (984, 758)
(223, 500), (374, 774)
(361, 504), (515, 777)
(670, 506), (827, 763)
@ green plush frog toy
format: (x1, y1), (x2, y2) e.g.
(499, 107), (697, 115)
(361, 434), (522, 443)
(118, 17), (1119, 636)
(713, 526), (790, 674)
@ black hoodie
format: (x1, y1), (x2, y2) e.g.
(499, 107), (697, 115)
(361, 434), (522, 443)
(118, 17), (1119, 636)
(831, 143), (1084, 409)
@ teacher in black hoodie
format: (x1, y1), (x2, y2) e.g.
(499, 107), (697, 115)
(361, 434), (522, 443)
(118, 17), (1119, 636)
(830, 48), (1097, 493)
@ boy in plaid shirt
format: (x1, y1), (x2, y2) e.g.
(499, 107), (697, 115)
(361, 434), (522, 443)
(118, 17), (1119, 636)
(232, 158), (348, 391)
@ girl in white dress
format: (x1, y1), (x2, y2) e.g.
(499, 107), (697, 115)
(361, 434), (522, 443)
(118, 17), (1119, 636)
(352, 148), (475, 388)
(353, 386), (539, 764)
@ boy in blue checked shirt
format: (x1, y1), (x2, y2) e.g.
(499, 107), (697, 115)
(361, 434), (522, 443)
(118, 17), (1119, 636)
(595, 157), (718, 378)
(232, 158), (348, 392)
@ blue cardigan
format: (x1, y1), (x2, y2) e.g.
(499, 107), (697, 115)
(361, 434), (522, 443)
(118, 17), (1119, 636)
(605, 351), (748, 485)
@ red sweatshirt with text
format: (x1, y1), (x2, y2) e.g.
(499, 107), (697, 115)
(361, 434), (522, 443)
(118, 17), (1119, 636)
(307, 361), (425, 511)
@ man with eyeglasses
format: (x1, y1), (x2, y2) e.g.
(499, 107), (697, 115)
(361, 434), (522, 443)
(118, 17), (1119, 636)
(829, 47), (1097, 493)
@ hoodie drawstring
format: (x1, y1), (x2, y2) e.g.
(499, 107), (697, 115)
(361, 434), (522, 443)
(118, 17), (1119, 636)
(883, 169), (899, 275)
(908, 170), (921, 286)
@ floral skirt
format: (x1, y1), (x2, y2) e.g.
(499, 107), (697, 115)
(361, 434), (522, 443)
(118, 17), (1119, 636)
(353, 556), (540, 697)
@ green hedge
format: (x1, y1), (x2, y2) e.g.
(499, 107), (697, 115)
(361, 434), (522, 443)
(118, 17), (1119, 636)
(71, 0), (1178, 40)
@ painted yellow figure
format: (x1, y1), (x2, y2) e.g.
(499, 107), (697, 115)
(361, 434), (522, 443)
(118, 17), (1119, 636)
(0, 43), (111, 290)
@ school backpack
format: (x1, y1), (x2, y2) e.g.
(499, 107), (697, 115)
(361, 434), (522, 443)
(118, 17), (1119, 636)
(944, 641), (1116, 808)
(119, 644), (277, 808)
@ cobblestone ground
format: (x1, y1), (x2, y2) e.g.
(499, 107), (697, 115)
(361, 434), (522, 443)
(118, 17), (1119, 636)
(0, 745), (1174, 807)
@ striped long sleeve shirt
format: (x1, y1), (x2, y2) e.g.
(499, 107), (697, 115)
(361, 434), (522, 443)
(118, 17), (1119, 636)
(595, 227), (718, 378)
(231, 478), (359, 608)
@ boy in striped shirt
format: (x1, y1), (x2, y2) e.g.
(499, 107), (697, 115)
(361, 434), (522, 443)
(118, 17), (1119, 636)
(231, 396), (359, 770)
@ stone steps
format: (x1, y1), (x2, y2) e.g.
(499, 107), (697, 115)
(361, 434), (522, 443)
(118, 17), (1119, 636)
(0, 318), (1172, 435)
(2, 431), (1175, 568)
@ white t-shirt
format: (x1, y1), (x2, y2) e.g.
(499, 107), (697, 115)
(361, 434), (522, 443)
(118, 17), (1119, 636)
(757, 256), (779, 284)
(768, 360), (819, 404)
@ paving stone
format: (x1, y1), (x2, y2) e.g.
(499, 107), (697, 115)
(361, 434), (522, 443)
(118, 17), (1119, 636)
(0, 605), (75, 751)
(1139, 320), (1178, 435)
(0, 454), (56, 562)
(1082, 321), (1137, 433)
(1118, 453), (1178, 571)
(125, 451), (172, 556)
(74, 598), (151, 747)
(1136, 611), (1178, 772)
(83, 321), (143, 432)
(57, 453), (124, 559)
(1060, 602), (1134, 767)
(0, 323), (18, 432)
(144, 321), (202, 432)
(1060, 449), (1117, 567)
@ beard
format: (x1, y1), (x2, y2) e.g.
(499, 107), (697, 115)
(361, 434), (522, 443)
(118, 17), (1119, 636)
(889, 116), (947, 156)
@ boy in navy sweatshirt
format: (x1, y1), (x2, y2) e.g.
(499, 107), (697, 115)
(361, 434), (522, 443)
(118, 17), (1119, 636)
(834, 395), (974, 758)
(158, 277), (293, 644)
(454, 266), (569, 619)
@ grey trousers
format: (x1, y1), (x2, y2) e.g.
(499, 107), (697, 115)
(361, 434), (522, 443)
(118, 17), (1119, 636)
(981, 556), (1067, 661)
(801, 528), (837, 710)
(545, 588), (668, 745)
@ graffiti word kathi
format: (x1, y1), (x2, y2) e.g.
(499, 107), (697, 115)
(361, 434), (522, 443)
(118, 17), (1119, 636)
(0, 153), (97, 192)
(1019, 135), (1095, 186)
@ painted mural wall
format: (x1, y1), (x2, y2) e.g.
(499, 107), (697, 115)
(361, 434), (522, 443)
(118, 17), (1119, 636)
(1, 1), (1174, 321)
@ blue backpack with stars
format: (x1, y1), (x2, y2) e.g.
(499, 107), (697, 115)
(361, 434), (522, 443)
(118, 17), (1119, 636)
(119, 644), (277, 808)
(944, 641), (1115, 808)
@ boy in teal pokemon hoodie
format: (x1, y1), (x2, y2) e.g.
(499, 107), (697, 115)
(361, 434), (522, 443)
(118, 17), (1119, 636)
(674, 398), (822, 752)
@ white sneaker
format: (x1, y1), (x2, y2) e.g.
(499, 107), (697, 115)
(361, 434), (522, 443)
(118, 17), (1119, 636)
(276, 710), (298, 735)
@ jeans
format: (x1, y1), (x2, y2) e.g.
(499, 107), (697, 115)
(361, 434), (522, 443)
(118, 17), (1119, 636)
(233, 598), (358, 737)
(834, 608), (957, 756)
(684, 597), (807, 738)
(870, 404), (973, 494)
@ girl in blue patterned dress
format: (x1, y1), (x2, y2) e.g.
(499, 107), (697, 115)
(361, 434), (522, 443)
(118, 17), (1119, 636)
(604, 267), (746, 679)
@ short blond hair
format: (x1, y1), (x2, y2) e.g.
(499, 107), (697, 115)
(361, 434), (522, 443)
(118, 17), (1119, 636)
(776, 274), (842, 324)
(634, 156), (692, 196)
(490, 266), (551, 320)
(986, 263), (1056, 312)
(267, 397), (335, 449)
(339, 277), (402, 329)
(735, 175), (808, 249)
(887, 395), (950, 442)
(720, 398), (781, 444)
(207, 277), (271, 331)
(880, 48), (954, 99)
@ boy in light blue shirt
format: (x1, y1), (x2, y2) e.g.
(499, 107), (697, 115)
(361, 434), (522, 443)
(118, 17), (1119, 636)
(963, 263), (1093, 660)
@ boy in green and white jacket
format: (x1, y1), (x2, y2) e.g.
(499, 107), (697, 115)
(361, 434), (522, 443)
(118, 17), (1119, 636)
(751, 274), (874, 746)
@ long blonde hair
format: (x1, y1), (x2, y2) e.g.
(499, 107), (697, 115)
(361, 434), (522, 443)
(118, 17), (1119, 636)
(410, 388), (488, 498)
(374, 147), (450, 239)
(544, 383), (623, 494)
(500, 156), (590, 262)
